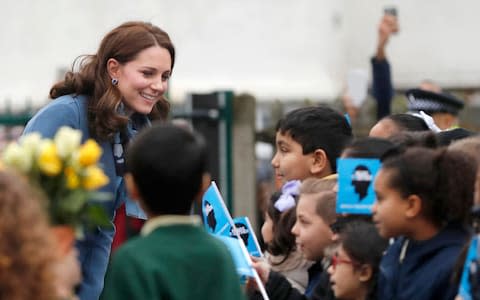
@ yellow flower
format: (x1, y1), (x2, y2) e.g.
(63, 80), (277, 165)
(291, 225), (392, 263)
(78, 139), (102, 167)
(2, 142), (33, 172)
(83, 166), (109, 190)
(65, 167), (80, 189)
(0, 127), (112, 234)
(37, 141), (62, 176)
(54, 126), (82, 159)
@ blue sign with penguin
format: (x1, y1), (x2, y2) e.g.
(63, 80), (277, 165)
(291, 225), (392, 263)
(336, 158), (381, 214)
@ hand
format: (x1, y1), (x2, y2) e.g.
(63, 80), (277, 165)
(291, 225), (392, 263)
(252, 256), (270, 284)
(376, 14), (399, 60)
(53, 248), (82, 300)
(246, 256), (271, 292)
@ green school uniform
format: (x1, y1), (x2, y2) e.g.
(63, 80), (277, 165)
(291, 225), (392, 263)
(101, 215), (245, 300)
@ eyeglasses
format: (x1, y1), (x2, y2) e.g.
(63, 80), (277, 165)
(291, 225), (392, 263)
(329, 254), (359, 269)
(329, 222), (342, 234)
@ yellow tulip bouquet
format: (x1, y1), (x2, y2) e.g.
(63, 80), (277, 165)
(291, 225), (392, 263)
(1, 126), (112, 237)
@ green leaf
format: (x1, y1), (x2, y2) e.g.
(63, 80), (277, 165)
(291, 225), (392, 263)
(58, 190), (88, 214)
(85, 205), (112, 228)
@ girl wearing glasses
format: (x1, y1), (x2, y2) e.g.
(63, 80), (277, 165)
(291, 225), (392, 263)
(328, 220), (388, 300)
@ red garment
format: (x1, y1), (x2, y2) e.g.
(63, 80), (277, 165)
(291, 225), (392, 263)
(111, 204), (145, 252)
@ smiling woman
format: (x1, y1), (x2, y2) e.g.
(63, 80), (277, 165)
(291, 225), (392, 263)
(107, 46), (172, 116)
(22, 21), (175, 300)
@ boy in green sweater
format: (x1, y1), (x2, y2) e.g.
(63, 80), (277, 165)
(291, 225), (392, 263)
(101, 124), (245, 300)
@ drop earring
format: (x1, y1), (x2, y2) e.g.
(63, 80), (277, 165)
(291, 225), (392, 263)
(111, 78), (119, 86)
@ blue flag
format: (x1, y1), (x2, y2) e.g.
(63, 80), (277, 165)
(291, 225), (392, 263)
(337, 158), (381, 214)
(227, 216), (263, 257)
(214, 235), (255, 277)
(458, 235), (479, 300)
(202, 183), (269, 299)
(202, 182), (235, 235)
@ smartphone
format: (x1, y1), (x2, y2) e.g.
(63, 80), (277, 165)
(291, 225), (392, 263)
(384, 6), (397, 17)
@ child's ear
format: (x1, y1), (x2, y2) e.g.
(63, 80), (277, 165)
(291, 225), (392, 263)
(405, 194), (422, 218)
(310, 149), (330, 176)
(358, 265), (373, 283)
(124, 173), (140, 202)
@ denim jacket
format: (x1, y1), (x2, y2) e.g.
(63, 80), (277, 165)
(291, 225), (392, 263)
(24, 94), (148, 300)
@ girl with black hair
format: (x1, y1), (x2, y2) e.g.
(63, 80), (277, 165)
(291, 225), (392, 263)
(372, 147), (476, 300)
(369, 113), (430, 138)
(328, 220), (388, 300)
(261, 181), (313, 293)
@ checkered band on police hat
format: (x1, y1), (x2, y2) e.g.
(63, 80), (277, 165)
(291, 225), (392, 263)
(406, 88), (464, 115)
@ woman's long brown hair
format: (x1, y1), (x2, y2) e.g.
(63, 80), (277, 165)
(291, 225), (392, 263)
(50, 21), (175, 141)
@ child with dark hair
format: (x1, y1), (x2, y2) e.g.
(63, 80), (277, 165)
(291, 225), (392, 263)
(261, 181), (313, 293)
(448, 136), (480, 299)
(328, 220), (388, 300)
(250, 178), (338, 300)
(372, 147), (476, 300)
(272, 105), (352, 185)
(101, 124), (244, 300)
(387, 130), (439, 150)
(302, 136), (395, 300)
(369, 113), (431, 138)
(250, 106), (352, 300)
(336, 136), (398, 234)
(449, 136), (480, 209)
(436, 128), (476, 146)
(341, 137), (397, 161)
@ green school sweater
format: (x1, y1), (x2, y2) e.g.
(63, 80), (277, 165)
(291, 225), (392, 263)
(101, 223), (245, 300)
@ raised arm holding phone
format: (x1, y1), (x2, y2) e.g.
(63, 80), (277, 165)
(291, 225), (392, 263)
(371, 9), (399, 120)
